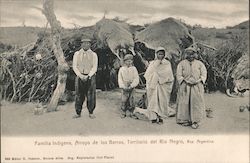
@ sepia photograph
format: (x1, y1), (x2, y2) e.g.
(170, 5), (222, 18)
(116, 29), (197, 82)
(0, 0), (249, 162)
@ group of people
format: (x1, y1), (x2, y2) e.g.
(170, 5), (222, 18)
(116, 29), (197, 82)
(72, 38), (207, 129)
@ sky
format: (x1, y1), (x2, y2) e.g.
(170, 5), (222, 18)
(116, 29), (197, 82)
(0, 0), (249, 28)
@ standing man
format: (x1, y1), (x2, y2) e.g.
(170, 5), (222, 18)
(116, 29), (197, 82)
(176, 47), (207, 129)
(72, 38), (98, 119)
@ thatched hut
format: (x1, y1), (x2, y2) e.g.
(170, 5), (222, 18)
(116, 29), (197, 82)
(134, 17), (195, 101)
(230, 54), (249, 94)
(232, 54), (249, 80)
(30, 18), (139, 93)
(91, 18), (138, 90)
(94, 18), (135, 59)
(4, 17), (248, 105)
(135, 17), (194, 62)
(61, 26), (95, 61)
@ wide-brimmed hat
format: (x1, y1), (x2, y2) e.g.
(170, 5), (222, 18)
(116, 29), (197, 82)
(124, 54), (133, 61)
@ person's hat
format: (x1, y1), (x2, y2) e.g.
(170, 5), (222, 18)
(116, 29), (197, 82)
(155, 47), (172, 60)
(81, 38), (91, 42)
(124, 54), (133, 61)
(185, 47), (197, 53)
(155, 47), (165, 53)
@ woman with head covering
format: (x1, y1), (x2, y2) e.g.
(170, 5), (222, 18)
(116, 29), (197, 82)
(144, 47), (174, 124)
(176, 47), (207, 129)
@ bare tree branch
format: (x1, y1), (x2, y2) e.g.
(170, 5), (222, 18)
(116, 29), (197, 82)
(42, 0), (69, 112)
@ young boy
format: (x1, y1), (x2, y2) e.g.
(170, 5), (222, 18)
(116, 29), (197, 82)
(118, 54), (139, 118)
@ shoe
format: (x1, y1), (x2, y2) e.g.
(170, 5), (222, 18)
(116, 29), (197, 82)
(130, 114), (139, 119)
(239, 106), (246, 112)
(168, 113), (175, 117)
(206, 108), (214, 118)
(120, 114), (126, 118)
(191, 122), (199, 129)
(89, 114), (96, 119)
(151, 119), (157, 123)
(177, 122), (190, 126)
(120, 110), (126, 118)
(73, 114), (81, 119)
(127, 111), (132, 117)
(206, 111), (214, 118)
(133, 112), (148, 121)
(58, 100), (66, 105)
(181, 122), (191, 126)
(128, 112), (137, 118)
(157, 118), (163, 125)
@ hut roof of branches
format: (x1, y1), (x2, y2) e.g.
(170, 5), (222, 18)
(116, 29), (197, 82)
(94, 18), (134, 56)
(60, 26), (95, 61)
(232, 54), (250, 80)
(135, 17), (194, 59)
(62, 26), (95, 43)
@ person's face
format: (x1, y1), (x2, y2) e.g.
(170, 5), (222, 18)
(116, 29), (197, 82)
(81, 42), (91, 51)
(124, 59), (133, 66)
(156, 50), (165, 60)
(186, 51), (196, 62)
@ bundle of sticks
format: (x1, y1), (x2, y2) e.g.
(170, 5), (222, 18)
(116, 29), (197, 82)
(0, 43), (58, 103)
(198, 33), (248, 92)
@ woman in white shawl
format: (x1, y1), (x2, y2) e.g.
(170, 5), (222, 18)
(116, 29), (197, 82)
(144, 47), (174, 124)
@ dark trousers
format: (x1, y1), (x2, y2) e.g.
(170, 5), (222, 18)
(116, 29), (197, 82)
(121, 89), (135, 114)
(75, 75), (96, 115)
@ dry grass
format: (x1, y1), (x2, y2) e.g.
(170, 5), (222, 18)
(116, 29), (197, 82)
(0, 27), (43, 47)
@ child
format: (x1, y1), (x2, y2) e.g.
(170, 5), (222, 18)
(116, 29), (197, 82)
(118, 54), (139, 118)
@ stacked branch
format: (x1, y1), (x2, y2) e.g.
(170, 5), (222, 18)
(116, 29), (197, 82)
(0, 42), (57, 103)
(199, 32), (249, 92)
(0, 14), (248, 105)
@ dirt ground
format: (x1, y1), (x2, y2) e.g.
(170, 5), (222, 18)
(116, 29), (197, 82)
(1, 89), (249, 136)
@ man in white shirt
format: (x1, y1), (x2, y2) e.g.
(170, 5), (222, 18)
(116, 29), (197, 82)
(72, 38), (98, 119)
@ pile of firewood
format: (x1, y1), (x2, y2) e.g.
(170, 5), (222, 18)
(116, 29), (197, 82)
(0, 42), (58, 103)
(199, 32), (249, 92)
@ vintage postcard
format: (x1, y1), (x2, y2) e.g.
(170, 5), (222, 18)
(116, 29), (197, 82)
(0, 0), (249, 162)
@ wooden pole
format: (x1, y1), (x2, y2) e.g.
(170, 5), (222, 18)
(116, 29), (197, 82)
(42, 0), (69, 112)
(197, 42), (217, 51)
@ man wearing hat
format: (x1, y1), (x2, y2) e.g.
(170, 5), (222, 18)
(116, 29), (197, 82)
(72, 38), (98, 119)
(118, 54), (139, 118)
(176, 47), (207, 129)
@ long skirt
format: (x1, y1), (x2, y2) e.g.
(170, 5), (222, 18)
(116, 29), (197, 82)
(147, 82), (173, 120)
(176, 82), (205, 124)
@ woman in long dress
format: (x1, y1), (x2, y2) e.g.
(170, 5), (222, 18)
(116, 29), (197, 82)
(176, 47), (207, 129)
(144, 47), (174, 124)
